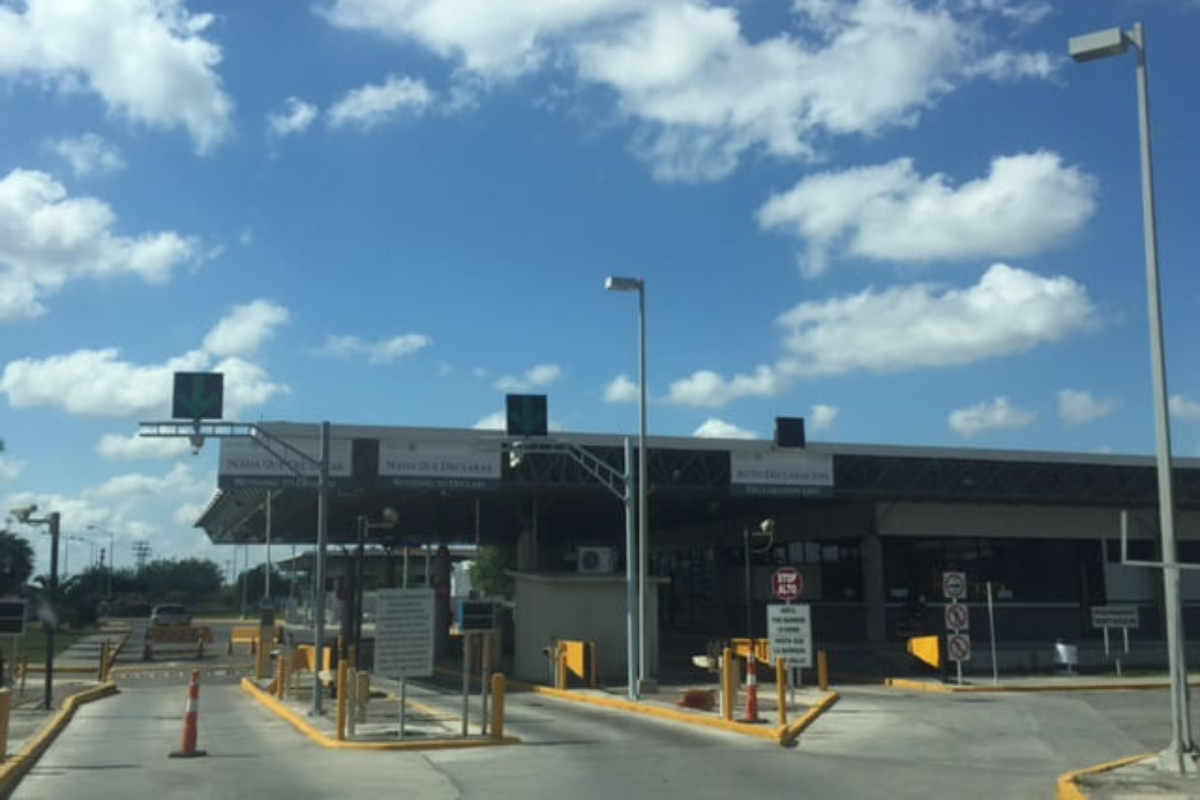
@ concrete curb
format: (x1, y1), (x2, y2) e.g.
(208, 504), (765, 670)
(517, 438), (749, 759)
(1055, 754), (1151, 800)
(0, 681), (119, 797)
(240, 678), (521, 751)
(528, 684), (841, 746)
(885, 677), (1194, 694)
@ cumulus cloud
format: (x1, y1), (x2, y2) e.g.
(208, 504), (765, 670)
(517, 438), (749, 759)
(320, 0), (1056, 182)
(757, 151), (1096, 276)
(0, 169), (196, 320)
(49, 133), (125, 176)
(811, 404), (838, 432)
(494, 364), (561, 393)
(472, 410), (564, 432)
(328, 74), (433, 130)
(316, 333), (431, 364)
(202, 300), (289, 358)
(97, 433), (191, 460)
(268, 97), (319, 137)
(1057, 389), (1118, 427)
(693, 418), (757, 439)
(775, 263), (1095, 376)
(604, 374), (638, 403)
(0, 302), (290, 418)
(949, 396), (1036, 437)
(0, 456), (25, 482)
(1170, 394), (1200, 422)
(665, 366), (783, 408)
(0, 0), (233, 153)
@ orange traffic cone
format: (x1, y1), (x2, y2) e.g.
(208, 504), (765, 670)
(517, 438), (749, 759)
(169, 669), (207, 758)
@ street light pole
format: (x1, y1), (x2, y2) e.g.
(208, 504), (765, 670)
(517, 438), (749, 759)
(1070, 22), (1195, 772)
(11, 506), (61, 711)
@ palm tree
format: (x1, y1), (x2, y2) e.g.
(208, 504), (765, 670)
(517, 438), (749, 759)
(0, 530), (33, 596)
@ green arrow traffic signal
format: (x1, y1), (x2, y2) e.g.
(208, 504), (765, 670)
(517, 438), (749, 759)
(172, 372), (224, 420)
(506, 394), (547, 437)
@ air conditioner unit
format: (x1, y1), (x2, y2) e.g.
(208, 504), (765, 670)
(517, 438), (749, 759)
(578, 546), (615, 575)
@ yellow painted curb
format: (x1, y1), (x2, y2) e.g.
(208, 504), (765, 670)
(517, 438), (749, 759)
(0, 681), (119, 797)
(240, 678), (520, 751)
(886, 677), (1198, 694)
(779, 691), (840, 746)
(1055, 754), (1150, 800)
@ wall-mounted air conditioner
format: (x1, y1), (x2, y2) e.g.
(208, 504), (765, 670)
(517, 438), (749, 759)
(577, 546), (615, 575)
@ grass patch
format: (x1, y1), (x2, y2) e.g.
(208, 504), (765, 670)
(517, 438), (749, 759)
(11, 626), (103, 666)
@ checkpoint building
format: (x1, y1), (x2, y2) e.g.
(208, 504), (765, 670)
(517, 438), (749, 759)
(193, 420), (1200, 680)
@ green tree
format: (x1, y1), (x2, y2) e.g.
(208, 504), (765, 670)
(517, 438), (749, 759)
(0, 530), (34, 596)
(139, 558), (223, 602)
(468, 545), (514, 598)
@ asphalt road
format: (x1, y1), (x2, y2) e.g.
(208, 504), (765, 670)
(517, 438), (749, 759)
(13, 664), (1195, 799)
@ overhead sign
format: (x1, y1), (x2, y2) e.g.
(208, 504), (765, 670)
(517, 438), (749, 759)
(945, 602), (970, 631)
(374, 588), (435, 678)
(0, 599), (27, 636)
(942, 571), (967, 600)
(218, 436), (353, 488)
(1091, 605), (1139, 629)
(379, 440), (501, 488)
(771, 567), (803, 602)
(172, 372), (223, 420)
(948, 633), (971, 663)
(506, 394), (548, 437)
(730, 451), (833, 497)
(767, 603), (813, 668)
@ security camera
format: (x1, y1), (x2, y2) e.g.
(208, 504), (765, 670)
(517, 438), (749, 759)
(189, 433), (205, 455)
(509, 442), (524, 469)
(9, 504), (37, 523)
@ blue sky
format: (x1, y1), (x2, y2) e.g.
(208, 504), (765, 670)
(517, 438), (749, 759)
(2, 0), (1199, 574)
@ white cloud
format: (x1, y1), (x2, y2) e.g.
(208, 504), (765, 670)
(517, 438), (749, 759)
(665, 365), (783, 408)
(320, 0), (1055, 182)
(97, 433), (191, 460)
(0, 0), (233, 153)
(0, 169), (196, 321)
(472, 411), (506, 431)
(49, 133), (125, 176)
(949, 396), (1036, 437)
(693, 418), (757, 439)
(811, 404), (838, 432)
(268, 97), (319, 137)
(316, 333), (431, 364)
(328, 74), (433, 130)
(238, 228), (254, 246)
(202, 300), (289, 358)
(494, 364), (562, 393)
(1057, 389), (1118, 427)
(0, 456), (25, 482)
(961, 0), (1052, 26)
(964, 50), (1057, 81)
(604, 374), (638, 404)
(776, 263), (1095, 376)
(1170, 394), (1200, 422)
(757, 151), (1096, 276)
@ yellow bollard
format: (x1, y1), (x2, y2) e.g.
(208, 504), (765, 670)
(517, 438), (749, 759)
(555, 643), (567, 690)
(776, 657), (788, 727)
(0, 688), (9, 762)
(818, 650), (829, 691)
(99, 641), (110, 682)
(335, 660), (348, 741)
(491, 673), (506, 740)
(721, 647), (734, 721)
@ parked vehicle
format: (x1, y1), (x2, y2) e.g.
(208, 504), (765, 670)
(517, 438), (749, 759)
(150, 604), (191, 627)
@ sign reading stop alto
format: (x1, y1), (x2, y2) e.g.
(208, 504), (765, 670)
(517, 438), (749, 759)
(771, 567), (803, 601)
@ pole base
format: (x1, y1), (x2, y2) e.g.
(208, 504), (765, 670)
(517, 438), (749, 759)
(169, 750), (207, 758)
(1156, 746), (1200, 775)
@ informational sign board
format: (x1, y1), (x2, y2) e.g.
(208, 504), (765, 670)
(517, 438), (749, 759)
(945, 602), (970, 631)
(457, 600), (497, 633)
(218, 436), (353, 488)
(1091, 605), (1139, 629)
(767, 603), (813, 668)
(771, 567), (803, 602)
(374, 589), (435, 678)
(172, 371), (223, 420)
(379, 440), (501, 489)
(0, 599), (27, 636)
(948, 633), (971, 663)
(730, 451), (834, 498)
(942, 571), (967, 600)
(506, 394), (548, 437)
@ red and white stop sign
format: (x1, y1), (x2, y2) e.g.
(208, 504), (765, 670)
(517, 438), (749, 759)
(771, 567), (803, 601)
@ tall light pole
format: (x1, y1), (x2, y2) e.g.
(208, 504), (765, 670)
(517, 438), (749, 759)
(1069, 22), (1195, 773)
(87, 525), (116, 597)
(10, 505), (60, 711)
(606, 275), (650, 690)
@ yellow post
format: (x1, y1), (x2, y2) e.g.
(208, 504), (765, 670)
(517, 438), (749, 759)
(255, 630), (269, 681)
(776, 657), (788, 727)
(348, 645), (356, 670)
(818, 650), (829, 691)
(335, 659), (348, 741)
(491, 673), (506, 740)
(98, 641), (110, 681)
(721, 647), (734, 721)
(555, 643), (567, 690)
(0, 688), (9, 762)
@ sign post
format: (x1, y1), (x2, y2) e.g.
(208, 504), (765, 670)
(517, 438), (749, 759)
(374, 589), (435, 740)
(943, 571), (969, 686)
(1092, 605), (1139, 677)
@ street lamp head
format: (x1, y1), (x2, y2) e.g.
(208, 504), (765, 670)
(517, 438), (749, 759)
(759, 518), (776, 535)
(605, 276), (642, 293)
(1069, 27), (1128, 62)
(381, 507), (399, 526)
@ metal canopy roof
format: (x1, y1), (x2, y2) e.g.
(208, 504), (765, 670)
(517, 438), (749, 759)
(194, 422), (1200, 547)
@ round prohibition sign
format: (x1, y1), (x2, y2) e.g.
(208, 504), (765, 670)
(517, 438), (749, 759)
(943, 571), (967, 600)
(948, 634), (971, 662)
(945, 602), (969, 631)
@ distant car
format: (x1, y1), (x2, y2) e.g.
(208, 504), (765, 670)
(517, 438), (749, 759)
(150, 604), (191, 627)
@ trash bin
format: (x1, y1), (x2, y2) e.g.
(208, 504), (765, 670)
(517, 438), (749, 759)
(1053, 640), (1078, 674)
